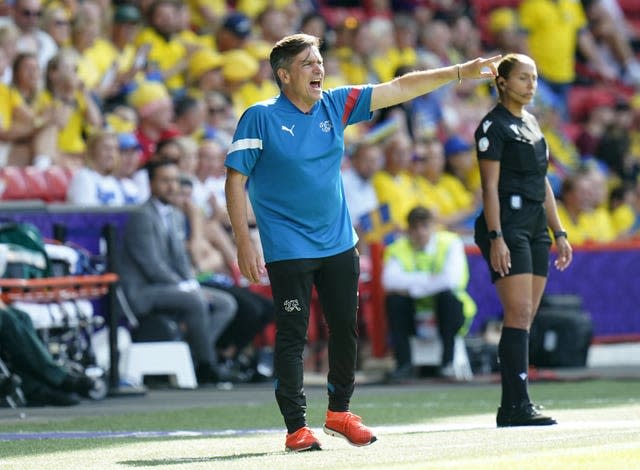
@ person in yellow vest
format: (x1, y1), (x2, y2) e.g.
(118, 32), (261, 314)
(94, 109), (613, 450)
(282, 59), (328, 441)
(382, 206), (476, 381)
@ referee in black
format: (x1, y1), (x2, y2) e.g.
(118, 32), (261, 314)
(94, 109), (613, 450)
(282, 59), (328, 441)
(474, 53), (573, 427)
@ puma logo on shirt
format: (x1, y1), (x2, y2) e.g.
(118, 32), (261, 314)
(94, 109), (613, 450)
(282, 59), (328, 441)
(281, 124), (295, 136)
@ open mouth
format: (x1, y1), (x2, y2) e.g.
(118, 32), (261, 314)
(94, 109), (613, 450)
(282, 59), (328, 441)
(310, 79), (322, 90)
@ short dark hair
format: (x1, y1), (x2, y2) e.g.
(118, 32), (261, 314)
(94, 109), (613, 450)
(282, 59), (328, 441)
(270, 33), (320, 87)
(147, 158), (178, 182)
(173, 95), (199, 119)
(407, 206), (435, 228)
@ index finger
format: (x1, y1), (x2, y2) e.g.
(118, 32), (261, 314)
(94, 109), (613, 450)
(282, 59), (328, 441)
(482, 55), (501, 76)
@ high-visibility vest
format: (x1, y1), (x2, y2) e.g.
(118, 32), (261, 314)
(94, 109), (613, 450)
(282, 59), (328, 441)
(384, 231), (477, 335)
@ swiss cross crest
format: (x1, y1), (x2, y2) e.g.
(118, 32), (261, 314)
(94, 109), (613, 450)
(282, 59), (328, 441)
(284, 299), (302, 312)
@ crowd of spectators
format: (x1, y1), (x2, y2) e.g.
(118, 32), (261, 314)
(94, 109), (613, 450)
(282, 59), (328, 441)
(1, 0), (640, 395)
(1, 0), (639, 247)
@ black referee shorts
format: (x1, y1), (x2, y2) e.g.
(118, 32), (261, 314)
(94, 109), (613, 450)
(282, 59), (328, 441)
(475, 198), (551, 283)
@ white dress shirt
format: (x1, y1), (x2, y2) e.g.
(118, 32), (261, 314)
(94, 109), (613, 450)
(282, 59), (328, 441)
(382, 232), (467, 299)
(341, 167), (379, 224)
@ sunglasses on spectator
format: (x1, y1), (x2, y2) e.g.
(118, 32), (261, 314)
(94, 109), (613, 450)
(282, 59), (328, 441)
(208, 107), (226, 115)
(21, 9), (42, 17)
(54, 19), (70, 26)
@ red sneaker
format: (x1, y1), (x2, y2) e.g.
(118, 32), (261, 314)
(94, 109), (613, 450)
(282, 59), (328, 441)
(323, 411), (377, 447)
(285, 426), (322, 452)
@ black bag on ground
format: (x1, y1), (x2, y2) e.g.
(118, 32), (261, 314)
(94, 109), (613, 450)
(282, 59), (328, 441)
(529, 295), (593, 367)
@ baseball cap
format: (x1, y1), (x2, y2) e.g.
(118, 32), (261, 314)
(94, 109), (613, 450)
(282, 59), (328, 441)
(113, 4), (141, 24)
(118, 132), (141, 151)
(444, 136), (472, 158)
(222, 12), (252, 39)
(128, 81), (172, 117)
(187, 48), (223, 82)
(222, 49), (259, 82)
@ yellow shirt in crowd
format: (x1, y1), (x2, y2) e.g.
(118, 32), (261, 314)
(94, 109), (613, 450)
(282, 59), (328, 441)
(186, 0), (227, 31)
(557, 203), (616, 245)
(373, 170), (421, 229)
(519, 0), (587, 83)
(135, 27), (187, 91)
(0, 83), (24, 131)
(35, 90), (90, 155)
(77, 38), (119, 91)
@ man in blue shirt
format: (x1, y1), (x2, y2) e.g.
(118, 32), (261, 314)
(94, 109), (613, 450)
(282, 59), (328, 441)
(225, 33), (498, 452)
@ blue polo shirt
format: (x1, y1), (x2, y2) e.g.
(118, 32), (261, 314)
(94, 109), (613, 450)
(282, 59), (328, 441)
(225, 85), (374, 263)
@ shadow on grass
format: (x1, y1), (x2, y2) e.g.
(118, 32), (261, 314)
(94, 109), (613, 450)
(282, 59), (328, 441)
(120, 451), (282, 466)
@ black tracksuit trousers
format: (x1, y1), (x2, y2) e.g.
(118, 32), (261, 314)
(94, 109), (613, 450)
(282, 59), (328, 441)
(266, 247), (360, 433)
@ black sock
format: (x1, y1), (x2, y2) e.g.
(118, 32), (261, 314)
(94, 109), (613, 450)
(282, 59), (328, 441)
(498, 327), (531, 408)
(286, 419), (307, 435)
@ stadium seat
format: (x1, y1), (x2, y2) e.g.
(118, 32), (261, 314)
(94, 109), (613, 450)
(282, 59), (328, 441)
(43, 166), (73, 202)
(617, 0), (640, 16)
(22, 167), (49, 201)
(0, 166), (29, 200)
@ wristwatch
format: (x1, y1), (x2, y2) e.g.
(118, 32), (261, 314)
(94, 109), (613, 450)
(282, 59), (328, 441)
(554, 230), (568, 240)
(488, 230), (503, 240)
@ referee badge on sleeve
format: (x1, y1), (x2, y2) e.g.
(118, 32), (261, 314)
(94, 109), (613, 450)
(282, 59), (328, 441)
(478, 137), (489, 152)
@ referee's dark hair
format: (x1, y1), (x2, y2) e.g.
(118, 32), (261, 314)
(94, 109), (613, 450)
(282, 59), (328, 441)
(407, 206), (435, 229)
(495, 53), (535, 95)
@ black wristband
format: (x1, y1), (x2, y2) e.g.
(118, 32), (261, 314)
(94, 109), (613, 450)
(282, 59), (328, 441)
(554, 230), (568, 240)
(488, 230), (503, 240)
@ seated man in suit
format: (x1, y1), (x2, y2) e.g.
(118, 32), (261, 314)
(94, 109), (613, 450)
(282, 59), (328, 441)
(382, 206), (476, 381)
(118, 158), (238, 384)
(0, 300), (97, 407)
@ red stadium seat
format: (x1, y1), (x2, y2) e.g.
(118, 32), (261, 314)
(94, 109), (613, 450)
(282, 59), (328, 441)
(43, 165), (72, 202)
(617, 0), (640, 16)
(22, 166), (49, 201)
(0, 166), (29, 200)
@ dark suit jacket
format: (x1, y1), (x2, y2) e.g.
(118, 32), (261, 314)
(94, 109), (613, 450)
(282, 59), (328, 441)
(118, 198), (193, 314)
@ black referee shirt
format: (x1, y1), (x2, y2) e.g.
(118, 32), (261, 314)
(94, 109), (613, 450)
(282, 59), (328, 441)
(474, 103), (548, 203)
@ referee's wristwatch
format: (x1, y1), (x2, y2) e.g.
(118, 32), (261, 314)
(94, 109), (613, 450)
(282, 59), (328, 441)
(554, 230), (568, 240)
(488, 230), (503, 240)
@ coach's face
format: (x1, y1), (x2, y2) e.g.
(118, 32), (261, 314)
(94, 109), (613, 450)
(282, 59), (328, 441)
(278, 46), (324, 113)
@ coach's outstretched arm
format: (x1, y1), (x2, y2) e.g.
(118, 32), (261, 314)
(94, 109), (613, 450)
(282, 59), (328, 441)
(370, 56), (500, 112)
